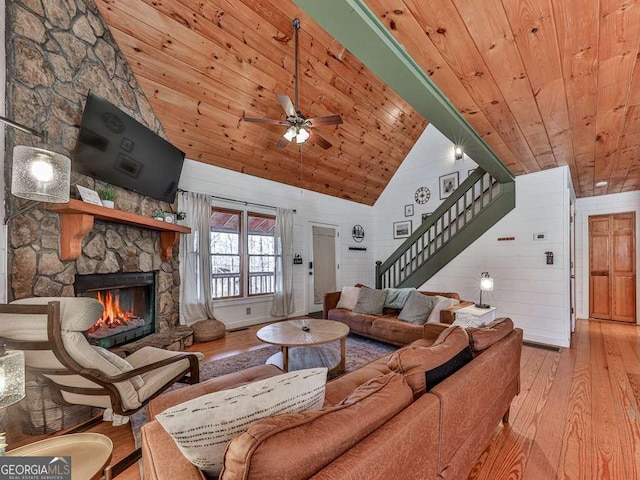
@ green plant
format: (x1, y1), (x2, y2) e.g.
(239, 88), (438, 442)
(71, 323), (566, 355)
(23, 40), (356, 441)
(177, 211), (187, 220)
(97, 187), (116, 201)
(151, 209), (164, 219)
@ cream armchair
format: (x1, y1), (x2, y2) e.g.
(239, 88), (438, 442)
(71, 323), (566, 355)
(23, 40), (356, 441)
(0, 297), (200, 416)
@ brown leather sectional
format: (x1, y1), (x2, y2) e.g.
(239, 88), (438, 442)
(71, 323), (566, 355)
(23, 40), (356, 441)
(141, 320), (522, 480)
(323, 289), (474, 345)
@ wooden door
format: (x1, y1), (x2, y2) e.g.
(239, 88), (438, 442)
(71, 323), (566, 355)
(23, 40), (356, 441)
(589, 213), (636, 322)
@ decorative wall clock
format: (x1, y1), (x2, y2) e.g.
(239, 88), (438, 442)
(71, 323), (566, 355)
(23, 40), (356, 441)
(414, 186), (430, 205)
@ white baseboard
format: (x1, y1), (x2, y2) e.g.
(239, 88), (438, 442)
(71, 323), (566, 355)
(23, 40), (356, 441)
(223, 309), (311, 331)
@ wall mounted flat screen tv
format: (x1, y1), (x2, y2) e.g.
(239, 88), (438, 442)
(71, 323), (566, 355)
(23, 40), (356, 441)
(73, 91), (185, 203)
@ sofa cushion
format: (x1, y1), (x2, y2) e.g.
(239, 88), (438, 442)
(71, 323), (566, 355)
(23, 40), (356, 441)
(398, 291), (440, 324)
(327, 309), (376, 336)
(384, 288), (416, 309)
(466, 318), (514, 352)
(324, 355), (393, 405)
(371, 316), (425, 345)
(335, 286), (361, 310)
(91, 346), (145, 389)
(221, 372), (413, 480)
(156, 368), (327, 476)
(387, 326), (469, 396)
(353, 287), (388, 315)
(426, 296), (460, 323)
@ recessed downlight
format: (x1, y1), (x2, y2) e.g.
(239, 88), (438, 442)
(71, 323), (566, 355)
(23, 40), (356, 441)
(595, 181), (608, 187)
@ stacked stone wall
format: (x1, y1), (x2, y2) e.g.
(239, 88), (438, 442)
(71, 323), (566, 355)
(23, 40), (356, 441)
(6, 0), (180, 331)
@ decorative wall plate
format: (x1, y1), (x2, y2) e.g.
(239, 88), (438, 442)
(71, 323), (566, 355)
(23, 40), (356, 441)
(414, 186), (430, 205)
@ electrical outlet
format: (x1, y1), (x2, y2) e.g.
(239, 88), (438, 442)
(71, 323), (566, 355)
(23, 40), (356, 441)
(246, 307), (251, 315)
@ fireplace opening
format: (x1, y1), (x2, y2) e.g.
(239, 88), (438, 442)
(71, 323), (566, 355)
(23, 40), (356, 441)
(75, 272), (155, 349)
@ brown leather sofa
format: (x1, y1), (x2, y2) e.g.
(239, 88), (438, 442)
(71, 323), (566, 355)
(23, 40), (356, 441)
(323, 289), (473, 345)
(141, 320), (522, 480)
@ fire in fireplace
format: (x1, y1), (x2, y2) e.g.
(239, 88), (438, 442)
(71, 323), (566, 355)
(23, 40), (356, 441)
(75, 272), (156, 349)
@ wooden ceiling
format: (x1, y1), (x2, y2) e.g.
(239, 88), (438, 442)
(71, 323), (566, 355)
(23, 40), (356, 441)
(97, 0), (640, 202)
(95, 0), (427, 205)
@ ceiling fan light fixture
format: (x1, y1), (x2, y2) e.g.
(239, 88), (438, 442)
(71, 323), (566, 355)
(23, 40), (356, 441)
(296, 127), (310, 144)
(283, 126), (296, 142)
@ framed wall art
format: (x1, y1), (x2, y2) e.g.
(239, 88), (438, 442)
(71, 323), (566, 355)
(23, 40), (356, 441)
(393, 220), (412, 239)
(439, 172), (459, 199)
(404, 204), (414, 217)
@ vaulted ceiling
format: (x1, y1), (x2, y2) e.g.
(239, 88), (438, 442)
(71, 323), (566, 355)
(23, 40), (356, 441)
(97, 0), (640, 204)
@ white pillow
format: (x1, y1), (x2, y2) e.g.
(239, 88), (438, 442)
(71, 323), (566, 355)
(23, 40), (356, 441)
(91, 346), (145, 389)
(336, 286), (361, 310)
(452, 314), (486, 328)
(156, 368), (327, 476)
(426, 296), (460, 323)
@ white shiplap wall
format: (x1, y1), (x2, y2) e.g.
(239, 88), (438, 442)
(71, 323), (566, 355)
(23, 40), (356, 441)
(373, 125), (478, 261)
(371, 125), (572, 347)
(179, 159), (375, 329)
(575, 191), (640, 323)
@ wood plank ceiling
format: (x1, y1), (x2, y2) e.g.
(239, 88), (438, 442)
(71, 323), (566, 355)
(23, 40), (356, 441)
(95, 0), (427, 205)
(97, 0), (640, 203)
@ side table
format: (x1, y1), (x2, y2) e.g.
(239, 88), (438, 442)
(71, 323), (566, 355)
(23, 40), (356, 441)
(6, 432), (113, 480)
(454, 305), (497, 326)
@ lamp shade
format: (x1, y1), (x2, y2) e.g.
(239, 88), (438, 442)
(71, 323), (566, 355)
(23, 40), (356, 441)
(11, 146), (71, 203)
(480, 276), (494, 292)
(0, 350), (25, 409)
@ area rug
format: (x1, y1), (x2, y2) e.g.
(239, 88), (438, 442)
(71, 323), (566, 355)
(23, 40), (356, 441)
(130, 334), (396, 448)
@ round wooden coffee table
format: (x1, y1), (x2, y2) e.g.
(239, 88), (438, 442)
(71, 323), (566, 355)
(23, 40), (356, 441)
(256, 318), (350, 373)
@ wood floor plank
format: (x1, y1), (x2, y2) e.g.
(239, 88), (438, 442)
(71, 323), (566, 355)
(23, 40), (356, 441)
(558, 319), (593, 480)
(600, 322), (640, 478)
(588, 321), (626, 479)
(522, 343), (575, 479)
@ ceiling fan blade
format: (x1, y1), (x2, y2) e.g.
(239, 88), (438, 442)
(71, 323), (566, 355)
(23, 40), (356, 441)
(310, 131), (332, 149)
(243, 116), (286, 125)
(276, 137), (289, 148)
(307, 114), (343, 127)
(276, 94), (296, 118)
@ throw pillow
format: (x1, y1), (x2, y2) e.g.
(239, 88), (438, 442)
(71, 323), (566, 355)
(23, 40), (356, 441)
(384, 287), (416, 309)
(353, 287), (388, 315)
(426, 296), (460, 323)
(398, 291), (440, 324)
(425, 345), (473, 391)
(156, 368), (327, 477)
(387, 326), (469, 396)
(336, 286), (361, 310)
(91, 346), (145, 389)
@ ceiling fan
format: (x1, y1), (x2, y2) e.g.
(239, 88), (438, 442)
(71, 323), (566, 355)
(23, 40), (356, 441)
(242, 18), (343, 149)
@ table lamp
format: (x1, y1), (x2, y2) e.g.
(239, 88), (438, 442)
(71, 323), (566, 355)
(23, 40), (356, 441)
(0, 345), (26, 455)
(477, 272), (494, 309)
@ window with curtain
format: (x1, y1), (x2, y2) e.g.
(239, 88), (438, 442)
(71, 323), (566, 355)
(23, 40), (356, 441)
(210, 208), (275, 299)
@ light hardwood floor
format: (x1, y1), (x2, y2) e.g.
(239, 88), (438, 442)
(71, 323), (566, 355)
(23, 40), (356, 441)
(7, 319), (640, 479)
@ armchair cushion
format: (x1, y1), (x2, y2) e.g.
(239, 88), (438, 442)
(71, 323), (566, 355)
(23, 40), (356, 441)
(92, 346), (145, 389)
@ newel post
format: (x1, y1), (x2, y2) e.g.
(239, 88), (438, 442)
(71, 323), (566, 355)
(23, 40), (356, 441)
(375, 261), (382, 289)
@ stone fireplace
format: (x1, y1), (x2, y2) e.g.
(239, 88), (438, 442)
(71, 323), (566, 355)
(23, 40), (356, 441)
(75, 272), (156, 349)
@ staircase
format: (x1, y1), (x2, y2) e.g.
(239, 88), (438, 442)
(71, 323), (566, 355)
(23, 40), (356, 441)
(376, 168), (515, 289)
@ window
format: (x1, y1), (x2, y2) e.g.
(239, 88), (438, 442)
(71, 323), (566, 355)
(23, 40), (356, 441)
(210, 208), (275, 299)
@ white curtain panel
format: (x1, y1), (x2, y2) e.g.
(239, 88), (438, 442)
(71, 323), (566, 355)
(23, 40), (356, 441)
(179, 192), (216, 325)
(271, 208), (295, 316)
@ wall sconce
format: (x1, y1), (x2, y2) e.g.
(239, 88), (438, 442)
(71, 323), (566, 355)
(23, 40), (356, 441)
(0, 116), (71, 222)
(477, 271), (494, 309)
(454, 145), (464, 161)
(0, 344), (25, 452)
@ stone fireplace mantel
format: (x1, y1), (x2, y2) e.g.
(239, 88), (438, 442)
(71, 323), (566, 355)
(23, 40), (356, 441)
(41, 199), (191, 261)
